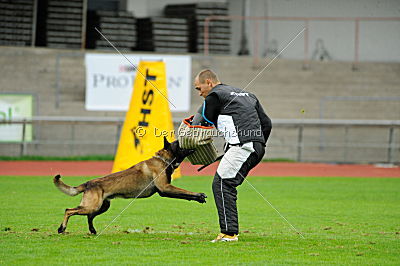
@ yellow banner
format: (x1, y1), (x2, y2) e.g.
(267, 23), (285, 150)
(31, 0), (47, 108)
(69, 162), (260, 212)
(112, 61), (180, 178)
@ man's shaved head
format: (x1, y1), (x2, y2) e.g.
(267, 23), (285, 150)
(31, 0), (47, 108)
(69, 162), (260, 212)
(194, 69), (221, 98)
(196, 69), (220, 84)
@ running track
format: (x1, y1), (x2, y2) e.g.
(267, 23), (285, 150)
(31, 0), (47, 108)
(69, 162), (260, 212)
(0, 161), (399, 177)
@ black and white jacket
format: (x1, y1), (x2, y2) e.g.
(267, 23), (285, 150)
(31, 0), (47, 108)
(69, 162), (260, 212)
(201, 84), (272, 145)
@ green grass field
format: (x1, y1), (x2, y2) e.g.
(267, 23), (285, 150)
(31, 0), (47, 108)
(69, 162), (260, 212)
(0, 175), (399, 265)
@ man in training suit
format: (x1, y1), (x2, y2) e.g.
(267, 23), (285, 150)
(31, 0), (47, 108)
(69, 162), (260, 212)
(194, 69), (272, 242)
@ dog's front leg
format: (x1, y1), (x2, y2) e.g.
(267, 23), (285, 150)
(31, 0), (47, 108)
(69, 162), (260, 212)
(157, 184), (207, 203)
(154, 173), (207, 203)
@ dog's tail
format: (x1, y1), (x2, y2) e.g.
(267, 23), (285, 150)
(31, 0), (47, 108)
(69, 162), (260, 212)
(53, 175), (85, 196)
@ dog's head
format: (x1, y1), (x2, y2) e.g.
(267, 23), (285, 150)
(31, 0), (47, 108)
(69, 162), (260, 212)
(163, 136), (195, 169)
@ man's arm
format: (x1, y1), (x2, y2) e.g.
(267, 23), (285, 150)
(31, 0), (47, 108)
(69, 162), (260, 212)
(255, 99), (272, 143)
(202, 93), (221, 126)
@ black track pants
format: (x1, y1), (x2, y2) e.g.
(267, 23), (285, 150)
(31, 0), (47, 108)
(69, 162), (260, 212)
(212, 141), (265, 235)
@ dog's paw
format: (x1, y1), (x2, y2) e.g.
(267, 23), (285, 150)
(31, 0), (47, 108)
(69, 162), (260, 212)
(57, 224), (66, 234)
(196, 193), (207, 204)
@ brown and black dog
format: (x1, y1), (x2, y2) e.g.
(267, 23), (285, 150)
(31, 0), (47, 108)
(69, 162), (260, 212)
(54, 137), (206, 234)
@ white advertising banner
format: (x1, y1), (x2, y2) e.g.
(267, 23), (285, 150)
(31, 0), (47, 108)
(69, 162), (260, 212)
(0, 94), (33, 142)
(85, 53), (191, 112)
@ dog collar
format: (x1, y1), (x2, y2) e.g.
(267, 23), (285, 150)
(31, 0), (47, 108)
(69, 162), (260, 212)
(154, 155), (175, 167)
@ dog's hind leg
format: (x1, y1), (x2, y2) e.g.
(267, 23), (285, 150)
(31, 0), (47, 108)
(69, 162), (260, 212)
(57, 189), (104, 234)
(58, 207), (83, 233)
(87, 200), (111, 234)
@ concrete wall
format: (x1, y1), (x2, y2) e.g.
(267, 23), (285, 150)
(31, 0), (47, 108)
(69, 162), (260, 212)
(0, 46), (399, 162)
(190, 55), (400, 120)
(240, 0), (400, 62)
(125, 0), (227, 18)
(122, 0), (400, 62)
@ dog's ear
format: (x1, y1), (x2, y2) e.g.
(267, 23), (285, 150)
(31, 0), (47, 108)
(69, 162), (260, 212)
(163, 136), (170, 150)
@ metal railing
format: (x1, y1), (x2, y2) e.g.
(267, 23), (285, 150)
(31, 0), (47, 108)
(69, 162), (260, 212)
(0, 117), (125, 157)
(272, 119), (400, 163)
(203, 16), (400, 69)
(0, 117), (399, 163)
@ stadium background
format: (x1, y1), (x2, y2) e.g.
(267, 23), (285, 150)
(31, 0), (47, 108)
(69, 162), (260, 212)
(0, 0), (399, 164)
(1, 1), (399, 265)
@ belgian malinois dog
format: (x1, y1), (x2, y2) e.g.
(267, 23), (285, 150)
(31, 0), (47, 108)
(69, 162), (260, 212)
(54, 137), (207, 234)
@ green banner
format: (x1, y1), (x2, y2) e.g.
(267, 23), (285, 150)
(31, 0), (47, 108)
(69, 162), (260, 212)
(0, 94), (33, 142)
